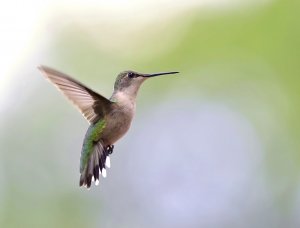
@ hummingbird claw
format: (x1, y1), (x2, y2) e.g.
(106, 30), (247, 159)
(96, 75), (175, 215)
(106, 145), (114, 155)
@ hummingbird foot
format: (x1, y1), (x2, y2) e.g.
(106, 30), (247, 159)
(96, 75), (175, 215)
(102, 145), (114, 169)
(106, 145), (114, 155)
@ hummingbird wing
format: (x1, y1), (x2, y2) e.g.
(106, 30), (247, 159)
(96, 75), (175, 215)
(38, 65), (111, 123)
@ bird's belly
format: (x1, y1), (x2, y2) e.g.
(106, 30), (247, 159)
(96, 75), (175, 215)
(101, 110), (133, 145)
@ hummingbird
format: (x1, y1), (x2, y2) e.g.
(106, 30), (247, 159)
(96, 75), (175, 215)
(38, 66), (178, 189)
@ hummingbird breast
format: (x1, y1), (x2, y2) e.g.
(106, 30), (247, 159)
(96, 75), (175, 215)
(101, 97), (136, 145)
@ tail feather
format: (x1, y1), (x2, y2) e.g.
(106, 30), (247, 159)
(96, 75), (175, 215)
(79, 141), (110, 188)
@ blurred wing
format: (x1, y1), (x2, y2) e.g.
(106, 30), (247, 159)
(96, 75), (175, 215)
(38, 65), (111, 123)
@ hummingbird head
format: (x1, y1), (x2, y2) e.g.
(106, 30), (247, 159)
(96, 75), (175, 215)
(114, 70), (179, 96)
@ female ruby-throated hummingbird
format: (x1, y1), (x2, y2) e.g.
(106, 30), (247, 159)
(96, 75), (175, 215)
(38, 66), (178, 189)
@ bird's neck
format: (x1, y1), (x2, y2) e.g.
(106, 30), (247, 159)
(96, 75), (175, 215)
(110, 90), (137, 107)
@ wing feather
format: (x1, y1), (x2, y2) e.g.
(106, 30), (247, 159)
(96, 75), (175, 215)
(38, 65), (111, 123)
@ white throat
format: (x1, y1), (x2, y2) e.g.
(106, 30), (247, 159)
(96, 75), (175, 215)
(113, 91), (136, 107)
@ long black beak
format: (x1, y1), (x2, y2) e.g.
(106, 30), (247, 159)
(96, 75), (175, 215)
(142, 71), (179, 78)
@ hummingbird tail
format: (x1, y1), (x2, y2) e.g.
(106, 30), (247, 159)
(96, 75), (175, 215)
(79, 141), (111, 188)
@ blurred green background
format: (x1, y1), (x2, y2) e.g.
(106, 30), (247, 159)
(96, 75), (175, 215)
(1, 0), (300, 227)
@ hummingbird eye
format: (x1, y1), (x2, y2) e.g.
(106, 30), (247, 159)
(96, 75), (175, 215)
(128, 72), (135, 78)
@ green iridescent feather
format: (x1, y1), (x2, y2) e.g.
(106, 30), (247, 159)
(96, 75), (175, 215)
(80, 119), (106, 172)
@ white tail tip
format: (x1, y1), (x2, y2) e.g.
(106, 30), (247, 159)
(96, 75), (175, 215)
(106, 156), (111, 168)
(102, 168), (107, 178)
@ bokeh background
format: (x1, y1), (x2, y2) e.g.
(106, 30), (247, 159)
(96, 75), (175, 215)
(1, 0), (300, 227)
